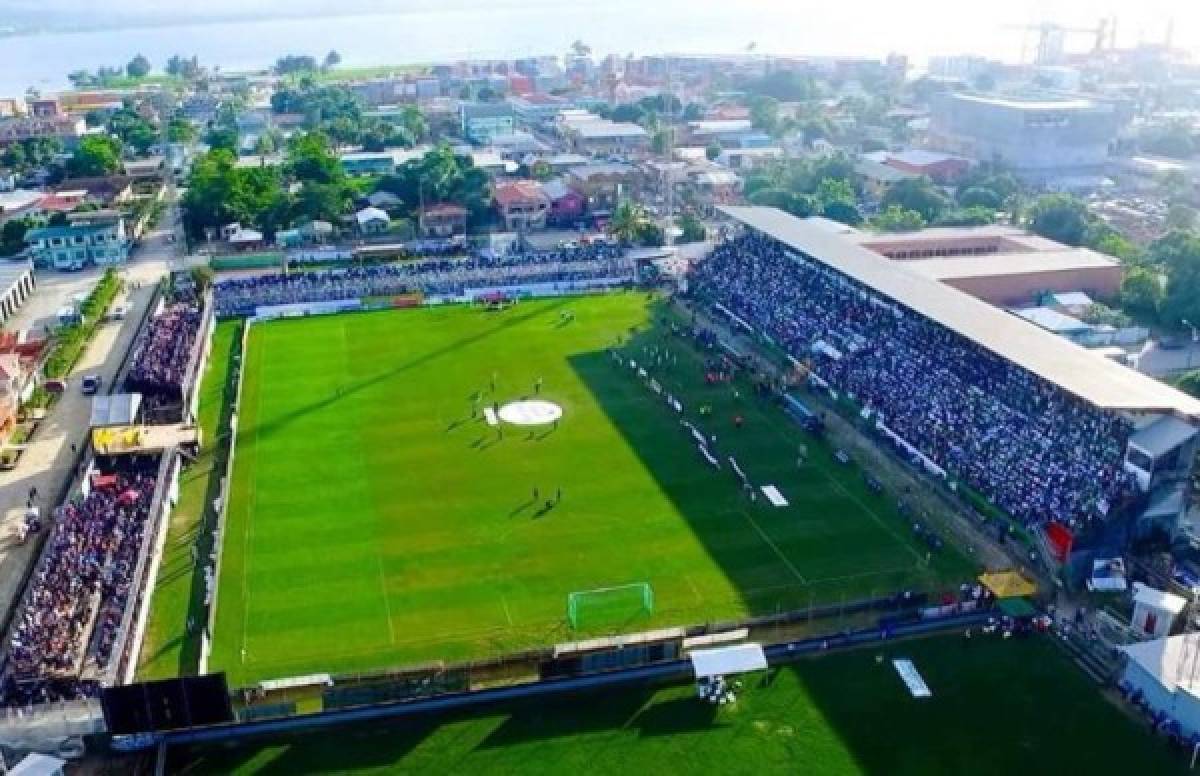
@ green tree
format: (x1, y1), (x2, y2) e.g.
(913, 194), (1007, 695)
(275, 54), (319, 75)
(880, 177), (948, 223)
(287, 132), (343, 184)
(748, 95), (781, 136)
(934, 207), (995, 227)
(205, 127), (238, 153)
(1088, 230), (1143, 263)
(958, 186), (1003, 210)
(748, 188), (816, 218)
(815, 177), (856, 211)
(871, 205), (925, 232)
(0, 218), (33, 257)
(182, 149), (291, 239)
(108, 107), (158, 154)
(1151, 231), (1200, 325)
(1175, 369), (1200, 398)
(323, 50), (342, 71)
(166, 54), (202, 80)
(1027, 194), (1090, 246)
(705, 144), (722, 161)
(68, 135), (122, 177)
(190, 265), (215, 292)
(676, 213), (707, 243)
(167, 117), (198, 144)
(1167, 204), (1198, 232)
(821, 201), (863, 226)
(651, 129), (672, 156)
(293, 182), (351, 224)
(1120, 265), (1164, 321)
(126, 54), (151, 79)
(609, 200), (650, 245)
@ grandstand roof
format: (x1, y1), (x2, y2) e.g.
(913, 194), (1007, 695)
(720, 206), (1200, 418)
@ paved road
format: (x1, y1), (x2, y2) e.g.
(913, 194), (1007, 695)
(0, 206), (183, 623)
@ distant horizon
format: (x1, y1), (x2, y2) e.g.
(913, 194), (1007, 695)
(1, 0), (1198, 96)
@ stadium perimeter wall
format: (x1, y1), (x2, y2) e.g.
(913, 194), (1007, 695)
(152, 610), (992, 750)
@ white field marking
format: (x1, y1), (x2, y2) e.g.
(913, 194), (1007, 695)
(497, 399), (563, 426)
(684, 574), (703, 604)
(759, 420), (925, 565)
(377, 555), (396, 644)
(739, 509), (807, 584)
(501, 595), (514, 626)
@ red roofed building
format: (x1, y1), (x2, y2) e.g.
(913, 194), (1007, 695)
(493, 180), (550, 231)
(419, 203), (468, 238)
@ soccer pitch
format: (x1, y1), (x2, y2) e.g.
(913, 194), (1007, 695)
(211, 293), (973, 684)
(175, 635), (1184, 775)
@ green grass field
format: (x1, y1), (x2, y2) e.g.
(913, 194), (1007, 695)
(211, 294), (973, 685)
(172, 634), (1186, 775)
(138, 321), (241, 680)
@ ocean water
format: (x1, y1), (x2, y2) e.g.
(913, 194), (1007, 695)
(1, 0), (1192, 97)
(0, 0), (1040, 96)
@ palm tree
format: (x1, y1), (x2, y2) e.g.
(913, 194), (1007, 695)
(609, 200), (649, 245)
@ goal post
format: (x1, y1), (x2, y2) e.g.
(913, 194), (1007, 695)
(566, 583), (654, 630)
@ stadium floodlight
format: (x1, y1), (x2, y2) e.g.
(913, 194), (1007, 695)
(567, 583), (654, 630)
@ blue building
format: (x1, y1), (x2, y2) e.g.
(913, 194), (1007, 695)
(460, 102), (515, 145)
(25, 214), (130, 271)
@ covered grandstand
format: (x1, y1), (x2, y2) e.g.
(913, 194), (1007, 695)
(706, 206), (1200, 535)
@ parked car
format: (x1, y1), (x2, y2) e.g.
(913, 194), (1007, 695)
(81, 375), (102, 395)
(107, 305), (128, 321)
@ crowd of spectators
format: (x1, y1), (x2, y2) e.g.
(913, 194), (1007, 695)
(126, 290), (203, 400)
(3, 471), (156, 706)
(690, 233), (1133, 530)
(215, 243), (631, 318)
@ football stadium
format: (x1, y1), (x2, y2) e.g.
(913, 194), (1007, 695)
(5, 207), (1197, 770)
(208, 291), (972, 685)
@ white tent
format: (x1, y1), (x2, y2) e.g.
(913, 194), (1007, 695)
(1120, 633), (1200, 737)
(1132, 582), (1187, 639)
(689, 643), (767, 679)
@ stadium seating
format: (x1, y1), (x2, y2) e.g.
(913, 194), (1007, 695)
(126, 289), (203, 401)
(690, 233), (1134, 530)
(213, 243), (631, 318)
(3, 471), (156, 706)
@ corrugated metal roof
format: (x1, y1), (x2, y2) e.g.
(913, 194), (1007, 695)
(720, 206), (1200, 418)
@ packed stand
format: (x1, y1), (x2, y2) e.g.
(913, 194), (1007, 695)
(690, 233), (1134, 530)
(126, 289), (203, 401)
(215, 243), (631, 317)
(3, 471), (156, 706)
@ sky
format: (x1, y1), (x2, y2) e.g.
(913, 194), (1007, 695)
(1, 0), (1198, 60)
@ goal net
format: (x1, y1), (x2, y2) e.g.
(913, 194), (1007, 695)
(566, 583), (654, 630)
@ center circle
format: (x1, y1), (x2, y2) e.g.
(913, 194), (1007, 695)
(498, 400), (563, 426)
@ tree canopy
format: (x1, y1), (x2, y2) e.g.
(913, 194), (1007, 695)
(126, 54), (151, 79)
(1027, 194), (1091, 246)
(880, 177), (948, 223)
(871, 205), (925, 232)
(68, 135), (122, 177)
(107, 106), (158, 155)
(375, 143), (492, 227)
(1150, 230), (1200, 326)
